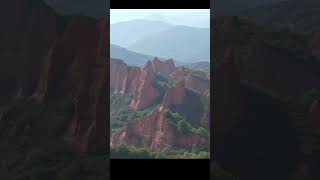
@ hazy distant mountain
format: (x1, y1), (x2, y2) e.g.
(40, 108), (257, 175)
(111, 19), (172, 47)
(128, 25), (210, 63)
(144, 12), (210, 28)
(111, 44), (155, 66)
(111, 44), (188, 67)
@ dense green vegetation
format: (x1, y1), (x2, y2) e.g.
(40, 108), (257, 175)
(186, 61), (210, 73)
(184, 67), (208, 81)
(176, 119), (194, 133)
(165, 109), (186, 125)
(151, 74), (179, 95)
(111, 144), (209, 159)
(110, 93), (157, 131)
(165, 109), (209, 137)
(167, 89), (205, 127)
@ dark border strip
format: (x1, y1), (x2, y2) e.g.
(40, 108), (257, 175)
(111, 0), (210, 9)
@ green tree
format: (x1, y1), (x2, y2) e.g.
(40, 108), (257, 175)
(195, 127), (209, 137)
(177, 120), (193, 133)
(165, 109), (186, 125)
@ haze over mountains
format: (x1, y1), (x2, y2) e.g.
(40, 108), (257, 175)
(110, 44), (190, 67)
(111, 44), (160, 66)
(144, 12), (210, 28)
(128, 25), (209, 63)
(111, 10), (210, 64)
(111, 19), (172, 48)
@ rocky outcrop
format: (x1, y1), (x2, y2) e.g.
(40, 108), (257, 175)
(110, 58), (178, 110)
(126, 66), (142, 94)
(58, 17), (108, 154)
(149, 57), (176, 76)
(111, 108), (207, 150)
(110, 59), (129, 93)
(184, 75), (210, 94)
(170, 67), (190, 78)
(0, 0), (58, 101)
(129, 62), (159, 110)
(162, 78), (206, 127)
(29, 16), (109, 154)
(170, 67), (210, 94)
(110, 58), (210, 150)
(200, 90), (210, 129)
(162, 80), (186, 107)
(0, 0), (108, 154)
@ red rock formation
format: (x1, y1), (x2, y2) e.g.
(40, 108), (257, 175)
(111, 108), (207, 150)
(109, 58), (160, 110)
(110, 56), (212, 111)
(170, 67), (190, 78)
(149, 57), (176, 76)
(110, 59), (129, 93)
(126, 66), (142, 94)
(162, 80), (186, 107)
(110, 58), (179, 110)
(130, 62), (159, 110)
(170, 67), (209, 94)
(162, 79), (209, 128)
(0, 0), (108, 154)
(200, 90), (210, 128)
(184, 74), (209, 94)
(61, 17), (108, 154)
(34, 17), (108, 154)
(110, 55), (210, 151)
(0, 0), (58, 100)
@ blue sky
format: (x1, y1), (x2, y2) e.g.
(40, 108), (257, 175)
(110, 9), (210, 28)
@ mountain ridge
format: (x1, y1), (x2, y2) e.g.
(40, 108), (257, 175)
(128, 25), (210, 63)
(111, 19), (172, 48)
